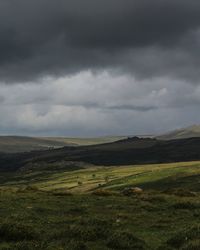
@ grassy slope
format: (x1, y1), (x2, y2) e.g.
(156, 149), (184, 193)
(1, 161), (200, 249)
(157, 124), (200, 140)
(1, 190), (200, 250)
(1, 161), (200, 193)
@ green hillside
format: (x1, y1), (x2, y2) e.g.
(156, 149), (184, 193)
(1, 161), (200, 249)
(1, 161), (200, 193)
(1, 137), (200, 249)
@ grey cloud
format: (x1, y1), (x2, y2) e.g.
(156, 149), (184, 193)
(0, 0), (200, 82)
(0, 1), (200, 136)
(0, 73), (199, 136)
(0, 95), (5, 103)
(105, 105), (157, 112)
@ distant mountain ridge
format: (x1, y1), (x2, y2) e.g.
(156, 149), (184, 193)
(157, 125), (200, 140)
(1, 124), (200, 153)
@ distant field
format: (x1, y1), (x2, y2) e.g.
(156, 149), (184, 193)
(0, 136), (126, 153)
(41, 136), (126, 146)
(0, 136), (69, 153)
(1, 161), (200, 249)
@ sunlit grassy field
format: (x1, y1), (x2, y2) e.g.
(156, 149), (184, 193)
(2, 161), (200, 193)
(1, 161), (200, 249)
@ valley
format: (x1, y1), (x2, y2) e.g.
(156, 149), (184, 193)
(1, 136), (200, 249)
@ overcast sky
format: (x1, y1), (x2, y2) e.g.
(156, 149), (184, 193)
(0, 0), (200, 136)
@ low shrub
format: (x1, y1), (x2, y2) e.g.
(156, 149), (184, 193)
(172, 201), (200, 210)
(106, 231), (148, 250)
(122, 187), (143, 196)
(167, 225), (200, 248)
(141, 194), (166, 203)
(91, 189), (116, 196)
(156, 245), (174, 250)
(51, 190), (73, 196)
(66, 239), (88, 250)
(181, 239), (200, 250)
(0, 222), (39, 242)
(12, 241), (46, 250)
(23, 185), (40, 192)
(164, 188), (197, 197)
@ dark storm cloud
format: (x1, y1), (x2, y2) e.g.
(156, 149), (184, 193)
(0, 0), (200, 82)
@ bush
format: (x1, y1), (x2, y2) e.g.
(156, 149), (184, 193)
(12, 241), (46, 250)
(141, 194), (166, 203)
(51, 190), (73, 196)
(92, 189), (116, 196)
(172, 201), (200, 210)
(23, 185), (40, 192)
(68, 225), (108, 241)
(122, 187), (143, 196)
(181, 239), (200, 250)
(106, 231), (147, 250)
(156, 245), (174, 250)
(0, 244), (13, 250)
(52, 219), (111, 243)
(167, 225), (200, 248)
(66, 240), (87, 250)
(163, 188), (197, 197)
(0, 222), (38, 242)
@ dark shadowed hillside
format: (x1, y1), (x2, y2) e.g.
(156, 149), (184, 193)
(1, 137), (200, 172)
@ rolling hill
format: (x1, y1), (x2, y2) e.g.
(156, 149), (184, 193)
(1, 160), (200, 249)
(1, 136), (200, 172)
(0, 135), (126, 153)
(0, 136), (72, 153)
(1, 137), (200, 249)
(157, 124), (200, 140)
